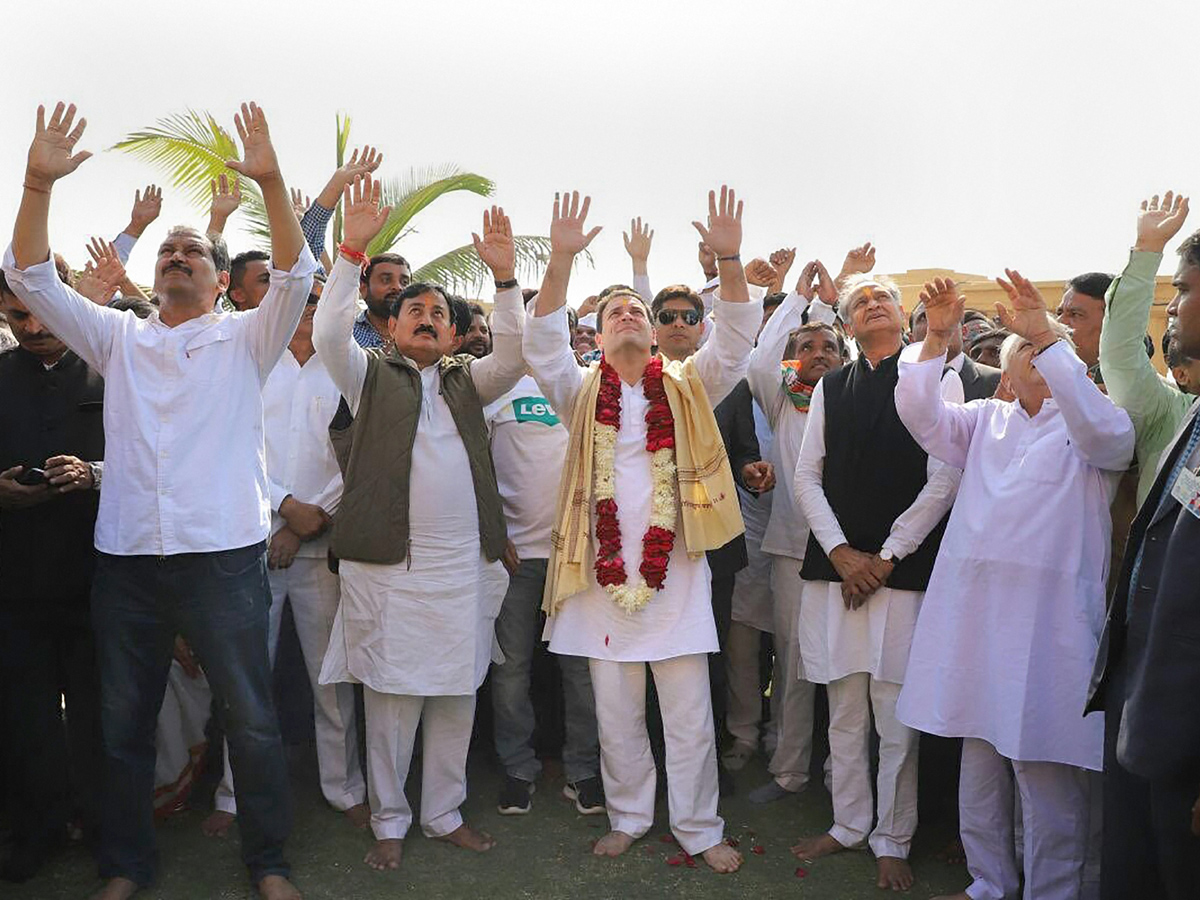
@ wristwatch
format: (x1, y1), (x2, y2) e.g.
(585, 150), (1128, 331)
(494, 277), (519, 290)
(88, 461), (103, 492)
(879, 548), (895, 563)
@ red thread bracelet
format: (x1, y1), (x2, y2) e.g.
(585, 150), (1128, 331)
(338, 243), (367, 265)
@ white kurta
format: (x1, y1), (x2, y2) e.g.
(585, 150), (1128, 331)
(729, 400), (775, 632)
(793, 366), (963, 685)
(313, 256), (524, 696)
(893, 342), (1135, 771)
(522, 294), (762, 662)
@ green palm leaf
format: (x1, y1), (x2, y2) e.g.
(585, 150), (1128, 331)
(413, 236), (592, 296)
(367, 167), (496, 257)
(111, 109), (254, 210)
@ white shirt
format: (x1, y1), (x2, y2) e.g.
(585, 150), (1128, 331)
(262, 348), (343, 557)
(893, 342), (1135, 770)
(1, 244), (317, 555)
(746, 290), (838, 559)
(313, 256), (524, 695)
(522, 294), (762, 661)
(484, 374), (569, 560)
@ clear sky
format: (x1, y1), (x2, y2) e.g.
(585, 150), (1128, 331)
(3, 0), (1197, 303)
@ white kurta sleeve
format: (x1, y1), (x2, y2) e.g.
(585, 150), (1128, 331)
(690, 291), (762, 407)
(247, 245), (318, 382)
(793, 380), (850, 553)
(747, 290), (811, 428)
(895, 342), (982, 470)
(312, 255), (370, 414)
(2, 244), (122, 374)
(469, 285), (526, 406)
(522, 305), (585, 421)
(1033, 341), (1137, 472)
(633, 273), (654, 305)
(882, 366), (964, 559)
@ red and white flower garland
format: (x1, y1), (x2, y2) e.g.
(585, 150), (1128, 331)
(593, 356), (678, 614)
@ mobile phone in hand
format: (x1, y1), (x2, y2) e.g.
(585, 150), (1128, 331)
(14, 467), (49, 486)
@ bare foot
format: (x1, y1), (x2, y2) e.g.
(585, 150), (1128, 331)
(701, 841), (743, 873)
(437, 824), (495, 852)
(937, 837), (965, 865)
(592, 830), (635, 857)
(790, 832), (847, 860)
(89, 877), (139, 900)
(364, 838), (403, 871)
(877, 856), (914, 892)
(344, 803), (371, 830)
(201, 810), (235, 838)
(257, 874), (302, 900)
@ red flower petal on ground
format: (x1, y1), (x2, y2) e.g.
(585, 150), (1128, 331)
(666, 854), (684, 867)
(659, 834), (676, 844)
(684, 853), (696, 868)
(751, 845), (765, 855)
(795, 867), (809, 878)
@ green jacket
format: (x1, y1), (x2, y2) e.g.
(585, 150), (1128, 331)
(329, 350), (508, 565)
(1099, 249), (1195, 505)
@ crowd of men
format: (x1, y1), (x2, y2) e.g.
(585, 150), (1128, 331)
(0, 99), (1198, 900)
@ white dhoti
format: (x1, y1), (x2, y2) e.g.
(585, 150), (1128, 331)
(363, 688), (475, 840)
(766, 555), (815, 792)
(959, 737), (1093, 900)
(215, 558), (364, 814)
(589, 654), (723, 856)
(153, 661), (212, 817)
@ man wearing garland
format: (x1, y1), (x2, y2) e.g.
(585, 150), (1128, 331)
(523, 187), (758, 874)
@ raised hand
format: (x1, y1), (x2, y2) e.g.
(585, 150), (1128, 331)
(550, 190), (602, 256)
(1135, 191), (1190, 254)
(744, 258), (778, 288)
(472, 205), (516, 281)
(338, 146), (383, 185)
(770, 247), (797, 282)
(795, 260), (819, 300)
(813, 260), (838, 306)
(127, 184), (163, 236)
(918, 277), (965, 336)
(837, 242), (876, 281)
(994, 269), (1056, 348)
(341, 173), (392, 254)
(76, 237), (127, 304)
(698, 241), (718, 278)
(290, 187), (312, 220)
(26, 102), (92, 190)
(622, 217), (654, 264)
(209, 173), (242, 221)
(692, 185), (743, 259)
(225, 102), (281, 185)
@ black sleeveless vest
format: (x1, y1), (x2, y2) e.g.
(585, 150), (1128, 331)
(799, 351), (947, 591)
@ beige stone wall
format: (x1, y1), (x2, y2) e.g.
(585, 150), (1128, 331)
(887, 268), (1175, 375)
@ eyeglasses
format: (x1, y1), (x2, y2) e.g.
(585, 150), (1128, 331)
(656, 309), (701, 327)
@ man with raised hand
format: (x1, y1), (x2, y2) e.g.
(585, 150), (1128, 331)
(742, 259), (840, 803)
(894, 274), (1134, 900)
(4, 101), (315, 900)
(313, 175), (526, 872)
(1100, 191), (1199, 502)
(523, 187), (758, 874)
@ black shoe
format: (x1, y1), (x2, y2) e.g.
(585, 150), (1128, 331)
(497, 776), (535, 815)
(717, 760), (735, 798)
(563, 777), (606, 815)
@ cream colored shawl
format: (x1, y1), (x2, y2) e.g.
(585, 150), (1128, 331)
(543, 356), (745, 615)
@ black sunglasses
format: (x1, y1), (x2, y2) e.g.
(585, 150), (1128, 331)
(656, 309), (701, 327)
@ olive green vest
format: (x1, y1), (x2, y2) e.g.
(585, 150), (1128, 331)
(329, 350), (507, 565)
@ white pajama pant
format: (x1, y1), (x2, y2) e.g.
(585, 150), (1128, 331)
(766, 556), (816, 791)
(589, 654), (724, 856)
(363, 688), (475, 840)
(826, 672), (917, 858)
(960, 737), (1093, 900)
(725, 620), (767, 750)
(215, 559), (364, 814)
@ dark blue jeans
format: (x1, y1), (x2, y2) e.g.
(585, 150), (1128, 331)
(91, 543), (291, 886)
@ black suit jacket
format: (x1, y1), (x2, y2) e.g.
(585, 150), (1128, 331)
(707, 379), (760, 579)
(1087, 400), (1200, 781)
(957, 356), (1002, 402)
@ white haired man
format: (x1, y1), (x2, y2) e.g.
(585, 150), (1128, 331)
(894, 273), (1135, 900)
